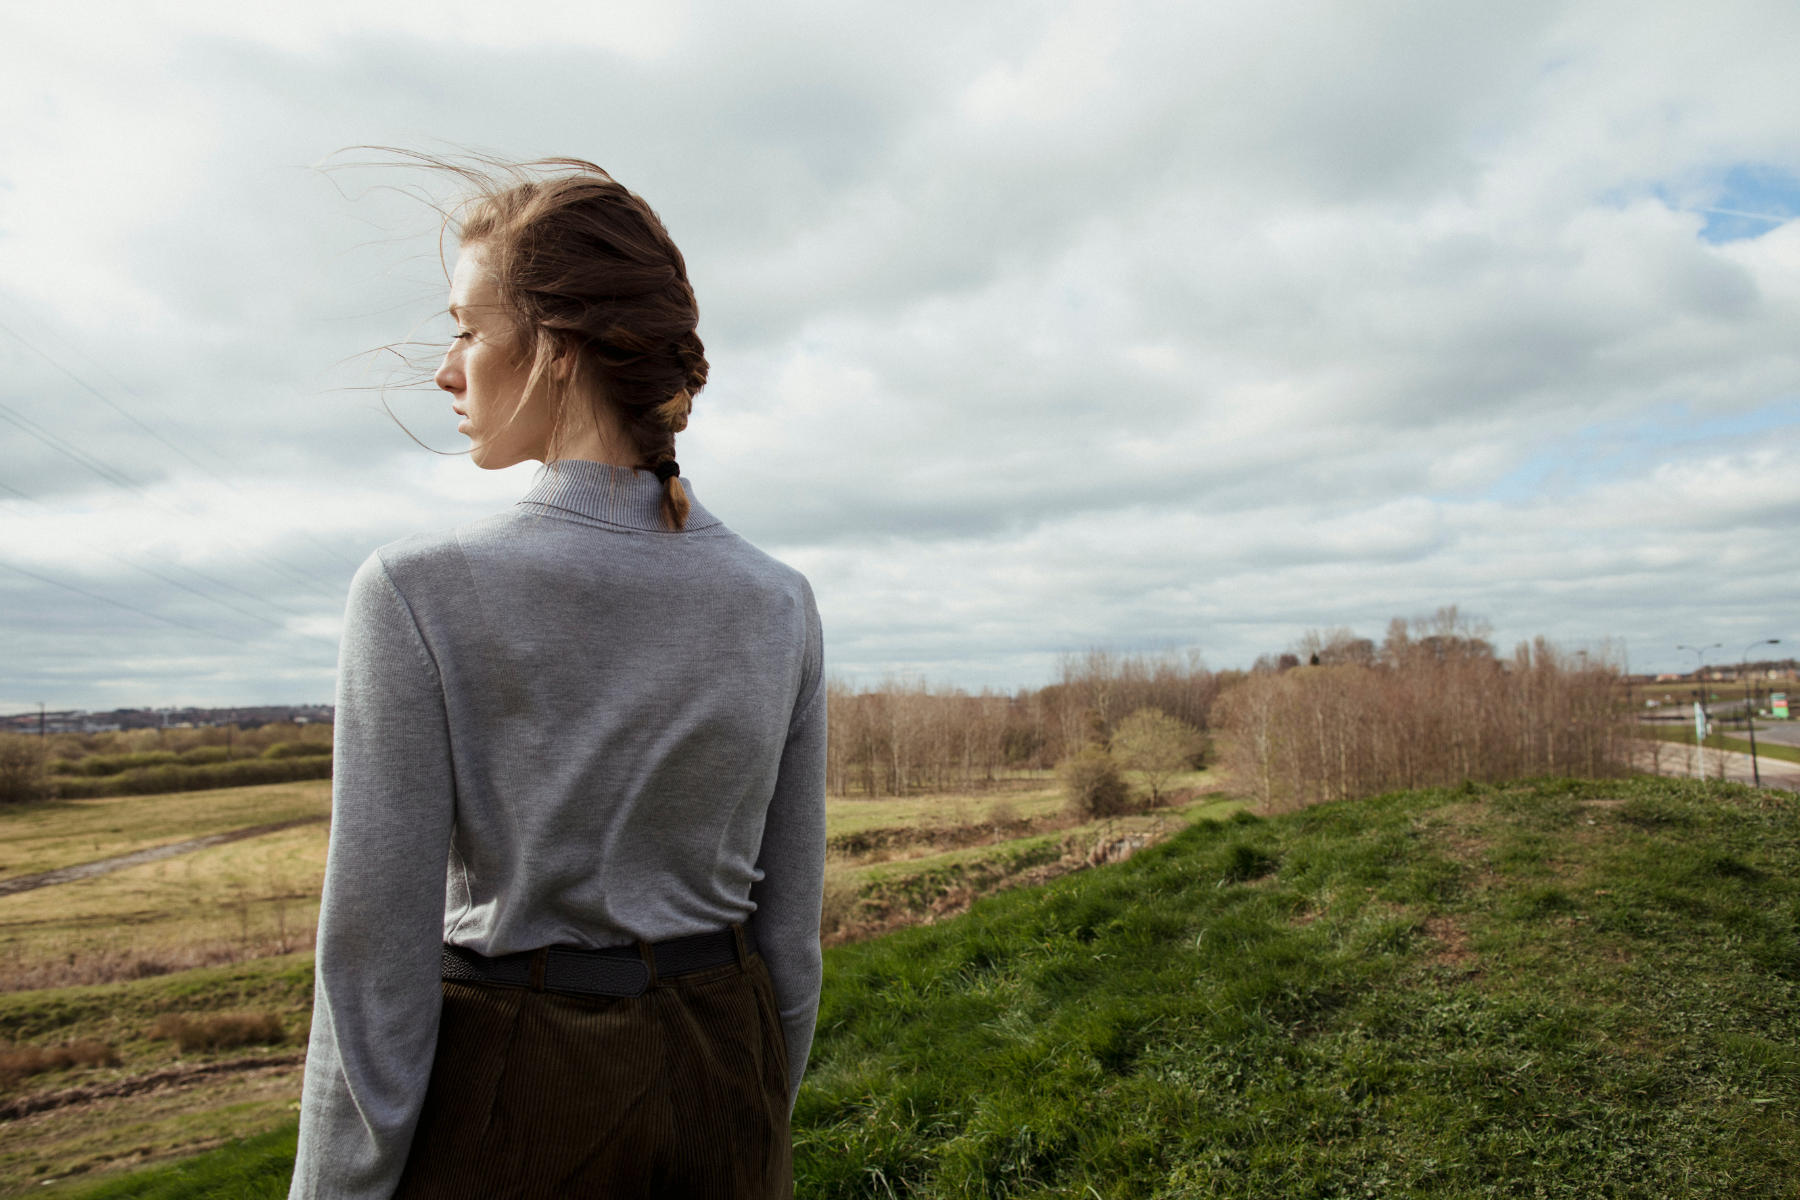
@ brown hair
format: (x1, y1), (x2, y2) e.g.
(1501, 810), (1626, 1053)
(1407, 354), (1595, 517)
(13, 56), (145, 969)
(436, 156), (707, 530)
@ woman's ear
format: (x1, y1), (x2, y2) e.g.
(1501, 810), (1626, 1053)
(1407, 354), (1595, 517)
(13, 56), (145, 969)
(548, 334), (581, 381)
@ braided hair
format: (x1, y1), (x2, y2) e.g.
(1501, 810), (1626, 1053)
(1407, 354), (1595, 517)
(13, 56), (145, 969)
(455, 159), (708, 529)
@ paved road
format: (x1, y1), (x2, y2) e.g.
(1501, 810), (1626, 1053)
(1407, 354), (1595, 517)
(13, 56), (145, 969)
(0, 815), (329, 898)
(1629, 742), (1800, 792)
(1642, 715), (1800, 746)
(1740, 722), (1800, 748)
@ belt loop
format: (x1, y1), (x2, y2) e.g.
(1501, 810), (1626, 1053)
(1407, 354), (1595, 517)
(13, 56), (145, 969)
(637, 939), (660, 988)
(730, 922), (749, 967)
(528, 948), (547, 992)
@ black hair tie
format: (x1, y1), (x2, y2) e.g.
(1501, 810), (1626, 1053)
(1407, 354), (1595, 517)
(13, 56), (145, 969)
(654, 460), (680, 483)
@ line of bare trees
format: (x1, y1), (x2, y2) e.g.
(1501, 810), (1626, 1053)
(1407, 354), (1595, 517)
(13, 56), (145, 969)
(1214, 609), (1624, 811)
(825, 649), (1220, 797)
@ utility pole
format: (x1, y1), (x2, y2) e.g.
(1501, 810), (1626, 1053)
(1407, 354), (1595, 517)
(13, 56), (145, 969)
(37, 702), (44, 740)
(1742, 639), (1780, 788)
(1677, 644), (1723, 779)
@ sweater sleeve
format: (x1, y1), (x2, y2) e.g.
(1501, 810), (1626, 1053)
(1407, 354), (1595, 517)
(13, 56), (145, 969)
(291, 556), (456, 1200)
(748, 586), (827, 1106)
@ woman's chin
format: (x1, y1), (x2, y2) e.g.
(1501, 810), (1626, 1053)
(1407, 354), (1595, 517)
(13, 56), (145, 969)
(469, 444), (528, 472)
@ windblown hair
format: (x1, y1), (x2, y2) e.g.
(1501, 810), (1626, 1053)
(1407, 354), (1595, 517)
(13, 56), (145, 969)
(431, 155), (707, 530)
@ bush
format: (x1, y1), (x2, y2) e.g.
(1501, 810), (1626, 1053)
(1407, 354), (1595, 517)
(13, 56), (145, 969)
(1058, 748), (1133, 818)
(0, 1039), (118, 1086)
(1109, 708), (1205, 805)
(50, 755), (332, 800)
(57, 750), (182, 777)
(180, 745), (232, 765)
(0, 735), (49, 803)
(262, 742), (332, 759)
(149, 1012), (287, 1053)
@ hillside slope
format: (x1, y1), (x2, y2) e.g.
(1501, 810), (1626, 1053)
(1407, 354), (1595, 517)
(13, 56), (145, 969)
(53, 776), (1800, 1198)
(799, 776), (1798, 1197)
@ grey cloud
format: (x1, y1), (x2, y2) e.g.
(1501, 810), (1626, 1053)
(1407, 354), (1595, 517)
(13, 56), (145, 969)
(3, 0), (1799, 708)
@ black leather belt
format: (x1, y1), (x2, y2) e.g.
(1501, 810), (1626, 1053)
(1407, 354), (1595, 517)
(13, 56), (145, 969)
(441, 921), (757, 999)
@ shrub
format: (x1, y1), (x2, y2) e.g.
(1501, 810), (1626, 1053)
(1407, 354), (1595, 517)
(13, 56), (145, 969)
(0, 1039), (119, 1087)
(50, 754), (332, 799)
(262, 742), (332, 759)
(1109, 708), (1205, 805)
(52, 750), (182, 777)
(0, 735), (49, 804)
(179, 745), (231, 765)
(1058, 748), (1133, 818)
(149, 1012), (287, 1053)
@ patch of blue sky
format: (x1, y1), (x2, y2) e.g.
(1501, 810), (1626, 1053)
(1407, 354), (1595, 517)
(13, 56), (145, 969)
(1636, 163), (1800, 245)
(1606, 163), (1800, 245)
(1696, 164), (1800, 244)
(1460, 397), (1800, 505)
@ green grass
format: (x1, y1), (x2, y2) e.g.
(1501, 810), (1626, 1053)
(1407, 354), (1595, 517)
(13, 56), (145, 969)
(54, 776), (1800, 1197)
(1635, 724), (1800, 765)
(0, 952), (315, 1049)
(46, 1125), (297, 1199)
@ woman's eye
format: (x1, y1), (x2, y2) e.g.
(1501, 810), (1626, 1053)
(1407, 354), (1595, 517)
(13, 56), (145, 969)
(453, 331), (473, 342)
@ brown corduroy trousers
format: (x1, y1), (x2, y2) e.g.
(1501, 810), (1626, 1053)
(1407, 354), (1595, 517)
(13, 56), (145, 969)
(393, 948), (793, 1199)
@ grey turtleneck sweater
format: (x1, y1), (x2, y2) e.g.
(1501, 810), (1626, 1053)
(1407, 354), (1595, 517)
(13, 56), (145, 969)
(290, 462), (826, 1200)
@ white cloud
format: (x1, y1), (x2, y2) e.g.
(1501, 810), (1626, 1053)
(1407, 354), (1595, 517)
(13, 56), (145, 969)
(1, 0), (1798, 710)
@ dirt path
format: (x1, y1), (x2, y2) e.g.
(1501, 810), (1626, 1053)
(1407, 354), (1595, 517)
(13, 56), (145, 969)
(0, 1053), (306, 1123)
(0, 817), (329, 898)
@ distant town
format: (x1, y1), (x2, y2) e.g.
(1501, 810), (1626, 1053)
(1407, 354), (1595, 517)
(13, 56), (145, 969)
(2, 658), (1793, 739)
(0, 705), (335, 734)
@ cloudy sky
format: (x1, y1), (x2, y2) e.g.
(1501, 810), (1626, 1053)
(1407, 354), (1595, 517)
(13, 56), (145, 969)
(2, 0), (1798, 711)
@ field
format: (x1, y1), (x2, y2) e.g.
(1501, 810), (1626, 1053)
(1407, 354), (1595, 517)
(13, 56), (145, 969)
(0, 957), (311, 1196)
(0, 784), (331, 993)
(0, 770), (1224, 1195)
(5, 773), (1798, 1196)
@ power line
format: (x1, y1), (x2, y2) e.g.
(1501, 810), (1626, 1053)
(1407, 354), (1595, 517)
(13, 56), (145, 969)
(0, 392), (345, 601)
(0, 560), (247, 645)
(0, 479), (340, 647)
(0, 311), (366, 571)
(0, 397), (144, 492)
(0, 318), (221, 480)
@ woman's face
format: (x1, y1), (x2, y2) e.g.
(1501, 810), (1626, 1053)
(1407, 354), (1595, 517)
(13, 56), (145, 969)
(436, 245), (555, 470)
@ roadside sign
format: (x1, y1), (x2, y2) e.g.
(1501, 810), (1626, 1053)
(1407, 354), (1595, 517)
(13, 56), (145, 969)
(1776, 693), (1790, 719)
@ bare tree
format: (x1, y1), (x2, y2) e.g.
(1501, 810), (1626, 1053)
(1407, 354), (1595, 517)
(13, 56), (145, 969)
(1217, 614), (1624, 811)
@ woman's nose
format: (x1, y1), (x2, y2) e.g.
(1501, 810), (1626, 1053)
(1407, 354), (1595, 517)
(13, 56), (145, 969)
(435, 354), (461, 393)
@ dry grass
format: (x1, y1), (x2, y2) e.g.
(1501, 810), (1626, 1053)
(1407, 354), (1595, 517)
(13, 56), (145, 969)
(147, 1013), (286, 1054)
(0, 823), (326, 993)
(820, 786), (1240, 944)
(0, 767), (1226, 998)
(0, 1058), (303, 1196)
(0, 780), (330, 884)
(824, 779), (1068, 838)
(0, 1041), (118, 1089)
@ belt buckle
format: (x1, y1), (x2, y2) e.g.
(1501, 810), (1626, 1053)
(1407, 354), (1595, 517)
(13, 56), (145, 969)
(542, 947), (649, 998)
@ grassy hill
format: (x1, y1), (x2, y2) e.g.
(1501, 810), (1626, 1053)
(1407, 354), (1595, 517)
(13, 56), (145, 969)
(40, 775), (1800, 1197)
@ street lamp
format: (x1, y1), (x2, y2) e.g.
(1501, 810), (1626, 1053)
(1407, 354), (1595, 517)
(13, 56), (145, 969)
(1677, 643), (1723, 779)
(1742, 638), (1780, 788)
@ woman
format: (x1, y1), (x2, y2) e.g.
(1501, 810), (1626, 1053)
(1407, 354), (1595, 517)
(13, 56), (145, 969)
(291, 159), (825, 1200)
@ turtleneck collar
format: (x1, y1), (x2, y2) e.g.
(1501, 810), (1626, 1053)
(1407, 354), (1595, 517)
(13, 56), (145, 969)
(516, 460), (720, 533)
